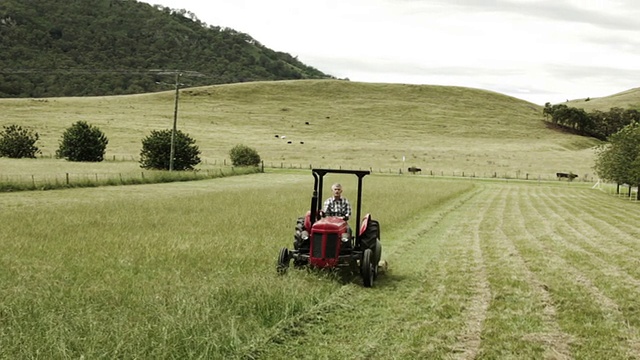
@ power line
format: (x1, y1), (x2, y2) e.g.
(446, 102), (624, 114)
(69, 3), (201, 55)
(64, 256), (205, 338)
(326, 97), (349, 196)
(0, 68), (208, 78)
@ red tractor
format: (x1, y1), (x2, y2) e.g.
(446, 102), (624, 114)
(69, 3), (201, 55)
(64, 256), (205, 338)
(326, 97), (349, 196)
(277, 169), (382, 287)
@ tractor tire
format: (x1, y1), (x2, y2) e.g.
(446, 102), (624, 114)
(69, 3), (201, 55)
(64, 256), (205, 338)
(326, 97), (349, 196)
(361, 219), (380, 251)
(360, 248), (375, 287)
(373, 239), (382, 280)
(277, 247), (290, 274)
(293, 216), (305, 250)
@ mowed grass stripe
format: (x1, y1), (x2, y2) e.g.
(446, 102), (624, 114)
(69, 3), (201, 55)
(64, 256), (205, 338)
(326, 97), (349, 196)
(539, 188), (640, 291)
(545, 187), (640, 265)
(536, 189), (640, 283)
(533, 189), (640, 338)
(443, 186), (500, 359)
(475, 185), (570, 359)
(391, 186), (490, 359)
(567, 189), (640, 252)
(519, 185), (640, 358)
(543, 187), (640, 256)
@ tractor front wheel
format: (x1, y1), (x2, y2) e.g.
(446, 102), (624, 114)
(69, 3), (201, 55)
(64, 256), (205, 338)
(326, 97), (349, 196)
(277, 247), (290, 274)
(360, 248), (375, 287)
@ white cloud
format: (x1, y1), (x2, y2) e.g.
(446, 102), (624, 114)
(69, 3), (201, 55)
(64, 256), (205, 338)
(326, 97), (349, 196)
(140, 0), (640, 105)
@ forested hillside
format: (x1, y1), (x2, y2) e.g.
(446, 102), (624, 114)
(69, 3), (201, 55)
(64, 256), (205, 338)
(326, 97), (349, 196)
(0, 0), (333, 98)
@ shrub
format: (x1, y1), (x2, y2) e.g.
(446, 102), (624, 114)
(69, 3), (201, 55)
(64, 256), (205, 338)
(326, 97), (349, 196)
(0, 124), (41, 158)
(56, 121), (108, 162)
(229, 144), (261, 166)
(140, 129), (201, 170)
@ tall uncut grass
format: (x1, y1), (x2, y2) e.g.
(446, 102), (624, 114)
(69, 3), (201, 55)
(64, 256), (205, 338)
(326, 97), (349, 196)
(0, 171), (472, 358)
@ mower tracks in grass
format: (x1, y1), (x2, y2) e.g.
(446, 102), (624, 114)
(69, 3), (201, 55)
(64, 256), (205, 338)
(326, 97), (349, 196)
(494, 186), (573, 359)
(538, 189), (640, 279)
(450, 184), (571, 359)
(518, 186), (640, 358)
(237, 182), (640, 359)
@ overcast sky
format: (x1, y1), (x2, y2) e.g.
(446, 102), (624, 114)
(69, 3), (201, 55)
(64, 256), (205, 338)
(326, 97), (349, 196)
(140, 0), (639, 105)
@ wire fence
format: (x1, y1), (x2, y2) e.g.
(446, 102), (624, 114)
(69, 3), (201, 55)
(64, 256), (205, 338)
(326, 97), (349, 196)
(259, 162), (597, 183)
(0, 167), (261, 192)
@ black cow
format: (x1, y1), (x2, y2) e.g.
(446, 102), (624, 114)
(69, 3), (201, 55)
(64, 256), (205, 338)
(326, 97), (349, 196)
(556, 172), (578, 180)
(407, 166), (422, 174)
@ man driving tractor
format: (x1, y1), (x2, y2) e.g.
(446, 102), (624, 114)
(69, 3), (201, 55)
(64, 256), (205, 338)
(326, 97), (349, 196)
(320, 183), (352, 220)
(320, 182), (353, 240)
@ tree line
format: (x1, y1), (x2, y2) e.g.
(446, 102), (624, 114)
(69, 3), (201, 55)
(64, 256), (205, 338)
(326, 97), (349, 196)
(543, 103), (640, 140)
(0, 0), (334, 98)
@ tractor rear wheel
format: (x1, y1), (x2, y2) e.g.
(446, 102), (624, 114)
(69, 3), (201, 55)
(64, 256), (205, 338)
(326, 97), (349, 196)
(360, 248), (375, 287)
(361, 219), (380, 251)
(277, 247), (290, 274)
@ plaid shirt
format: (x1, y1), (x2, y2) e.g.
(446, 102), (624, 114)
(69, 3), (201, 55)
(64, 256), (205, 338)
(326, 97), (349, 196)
(323, 197), (352, 218)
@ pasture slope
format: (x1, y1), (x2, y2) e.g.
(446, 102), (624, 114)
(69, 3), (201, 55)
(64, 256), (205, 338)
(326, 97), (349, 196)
(0, 80), (601, 178)
(566, 87), (640, 112)
(2, 171), (640, 358)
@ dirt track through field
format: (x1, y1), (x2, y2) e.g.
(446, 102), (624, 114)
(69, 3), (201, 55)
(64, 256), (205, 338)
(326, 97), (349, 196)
(240, 183), (640, 359)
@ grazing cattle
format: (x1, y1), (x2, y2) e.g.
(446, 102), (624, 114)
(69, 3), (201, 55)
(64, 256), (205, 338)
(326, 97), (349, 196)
(305, 122), (310, 125)
(275, 134), (279, 138)
(407, 166), (422, 174)
(556, 172), (578, 180)
(300, 141), (304, 144)
(287, 141), (292, 144)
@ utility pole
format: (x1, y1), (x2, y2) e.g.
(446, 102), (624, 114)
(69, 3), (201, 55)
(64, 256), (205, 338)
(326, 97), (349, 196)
(169, 72), (182, 171)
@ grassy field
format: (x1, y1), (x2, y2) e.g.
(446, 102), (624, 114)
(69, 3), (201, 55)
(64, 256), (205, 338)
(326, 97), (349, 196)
(2, 80), (640, 358)
(566, 87), (640, 112)
(0, 80), (603, 179)
(2, 170), (640, 358)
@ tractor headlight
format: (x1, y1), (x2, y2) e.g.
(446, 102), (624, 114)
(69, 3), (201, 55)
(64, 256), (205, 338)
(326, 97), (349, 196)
(341, 233), (350, 242)
(301, 231), (309, 240)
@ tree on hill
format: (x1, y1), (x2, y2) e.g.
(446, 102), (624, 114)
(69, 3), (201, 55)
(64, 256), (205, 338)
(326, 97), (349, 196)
(139, 129), (201, 170)
(0, 124), (41, 158)
(0, 0), (333, 98)
(594, 122), (640, 199)
(56, 121), (109, 162)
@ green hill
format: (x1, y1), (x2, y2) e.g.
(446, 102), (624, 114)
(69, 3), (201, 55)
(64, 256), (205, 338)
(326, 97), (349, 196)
(565, 87), (640, 111)
(0, 0), (333, 98)
(0, 80), (601, 179)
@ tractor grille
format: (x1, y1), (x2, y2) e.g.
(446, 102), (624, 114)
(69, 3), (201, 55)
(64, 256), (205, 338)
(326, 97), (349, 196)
(312, 233), (323, 258)
(325, 233), (339, 258)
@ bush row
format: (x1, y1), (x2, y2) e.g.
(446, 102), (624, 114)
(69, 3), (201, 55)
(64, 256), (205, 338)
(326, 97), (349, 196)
(0, 122), (261, 169)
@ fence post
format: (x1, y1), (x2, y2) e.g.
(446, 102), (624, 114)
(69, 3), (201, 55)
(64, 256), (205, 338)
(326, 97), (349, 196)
(66, 173), (69, 185)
